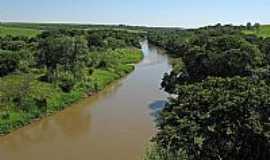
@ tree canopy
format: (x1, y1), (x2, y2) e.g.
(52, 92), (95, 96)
(148, 24), (270, 160)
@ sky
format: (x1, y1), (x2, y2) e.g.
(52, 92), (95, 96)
(0, 0), (270, 28)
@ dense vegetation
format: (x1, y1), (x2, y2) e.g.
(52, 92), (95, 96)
(147, 29), (193, 55)
(0, 27), (143, 135)
(2, 22), (270, 159)
(146, 24), (270, 160)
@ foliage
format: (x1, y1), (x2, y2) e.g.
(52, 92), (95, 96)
(262, 38), (270, 64)
(0, 49), (35, 77)
(0, 50), (19, 76)
(0, 48), (142, 134)
(156, 77), (270, 160)
(144, 143), (187, 160)
(161, 28), (266, 94)
(37, 35), (88, 72)
(0, 26), (143, 135)
(147, 29), (192, 55)
(150, 24), (270, 160)
(86, 29), (144, 50)
(0, 36), (28, 51)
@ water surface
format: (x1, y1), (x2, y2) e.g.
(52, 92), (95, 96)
(0, 41), (171, 160)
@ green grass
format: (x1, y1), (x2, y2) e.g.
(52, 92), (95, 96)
(116, 48), (144, 64)
(0, 26), (41, 37)
(0, 74), (62, 134)
(243, 25), (270, 38)
(0, 22), (147, 34)
(90, 69), (120, 90)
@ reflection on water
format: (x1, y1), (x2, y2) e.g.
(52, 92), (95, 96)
(140, 42), (167, 67)
(149, 100), (167, 119)
(0, 40), (171, 160)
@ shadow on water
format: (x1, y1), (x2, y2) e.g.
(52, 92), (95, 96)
(148, 100), (168, 120)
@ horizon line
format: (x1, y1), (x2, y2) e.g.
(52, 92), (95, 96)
(1, 20), (269, 29)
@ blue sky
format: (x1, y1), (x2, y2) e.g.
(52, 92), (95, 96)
(0, 0), (270, 28)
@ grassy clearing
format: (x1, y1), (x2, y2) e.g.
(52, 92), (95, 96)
(243, 25), (270, 38)
(0, 26), (41, 37)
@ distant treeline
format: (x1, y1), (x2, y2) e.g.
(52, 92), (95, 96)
(0, 22), (191, 37)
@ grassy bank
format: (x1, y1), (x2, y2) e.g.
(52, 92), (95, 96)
(0, 48), (143, 135)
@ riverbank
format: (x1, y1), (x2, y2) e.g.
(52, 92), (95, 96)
(0, 41), (172, 160)
(0, 48), (143, 135)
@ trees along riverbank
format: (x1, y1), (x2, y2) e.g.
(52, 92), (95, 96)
(0, 29), (144, 135)
(145, 24), (270, 160)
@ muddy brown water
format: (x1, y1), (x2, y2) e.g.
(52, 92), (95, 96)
(0, 41), (171, 160)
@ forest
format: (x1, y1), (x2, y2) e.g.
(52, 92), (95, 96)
(0, 26), (144, 134)
(145, 23), (270, 160)
(1, 22), (270, 160)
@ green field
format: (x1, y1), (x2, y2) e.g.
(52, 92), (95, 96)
(0, 26), (41, 37)
(0, 22), (147, 34)
(243, 25), (270, 37)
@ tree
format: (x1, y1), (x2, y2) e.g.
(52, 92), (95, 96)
(156, 25), (270, 160)
(0, 74), (33, 111)
(0, 50), (19, 77)
(87, 33), (105, 49)
(261, 38), (270, 64)
(246, 22), (252, 30)
(254, 23), (261, 32)
(37, 36), (88, 79)
(105, 37), (126, 49)
(162, 34), (264, 94)
(155, 77), (270, 160)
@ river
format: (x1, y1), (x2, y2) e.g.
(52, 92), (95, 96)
(0, 41), (171, 160)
